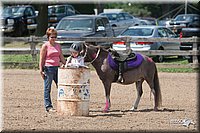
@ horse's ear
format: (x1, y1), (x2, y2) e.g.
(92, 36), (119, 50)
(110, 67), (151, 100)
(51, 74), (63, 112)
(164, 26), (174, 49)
(82, 42), (90, 50)
(108, 48), (112, 52)
(108, 48), (116, 53)
(84, 43), (89, 47)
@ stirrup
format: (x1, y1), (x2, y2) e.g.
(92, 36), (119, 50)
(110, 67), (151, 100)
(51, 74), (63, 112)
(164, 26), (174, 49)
(117, 75), (124, 83)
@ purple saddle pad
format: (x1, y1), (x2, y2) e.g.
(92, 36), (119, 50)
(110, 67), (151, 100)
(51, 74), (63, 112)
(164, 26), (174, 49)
(108, 53), (144, 70)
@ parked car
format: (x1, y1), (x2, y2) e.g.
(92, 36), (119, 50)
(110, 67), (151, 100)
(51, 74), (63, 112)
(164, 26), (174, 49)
(55, 15), (114, 55)
(179, 27), (200, 63)
(99, 12), (140, 36)
(138, 19), (152, 25)
(48, 4), (76, 27)
(157, 19), (171, 27)
(1, 5), (38, 36)
(139, 17), (157, 25)
(113, 25), (180, 62)
(169, 14), (200, 34)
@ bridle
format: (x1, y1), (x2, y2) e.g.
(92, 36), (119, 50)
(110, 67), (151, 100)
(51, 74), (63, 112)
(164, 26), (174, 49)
(83, 44), (101, 64)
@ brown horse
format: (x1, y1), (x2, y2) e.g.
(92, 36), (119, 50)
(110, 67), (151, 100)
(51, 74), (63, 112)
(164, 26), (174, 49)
(82, 44), (162, 112)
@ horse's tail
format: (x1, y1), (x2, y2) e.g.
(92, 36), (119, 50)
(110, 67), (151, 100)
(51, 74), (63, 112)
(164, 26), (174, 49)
(154, 67), (162, 108)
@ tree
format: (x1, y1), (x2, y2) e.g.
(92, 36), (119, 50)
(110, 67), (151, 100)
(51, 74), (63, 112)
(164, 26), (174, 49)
(72, 4), (95, 14)
(33, 4), (48, 37)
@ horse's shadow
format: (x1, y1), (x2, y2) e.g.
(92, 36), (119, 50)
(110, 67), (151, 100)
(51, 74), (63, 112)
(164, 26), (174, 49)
(89, 109), (125, 117)
(89, 108), (185, 117)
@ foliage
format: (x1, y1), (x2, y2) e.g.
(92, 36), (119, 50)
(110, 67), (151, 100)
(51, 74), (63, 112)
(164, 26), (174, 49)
(103, 2), (200, 18)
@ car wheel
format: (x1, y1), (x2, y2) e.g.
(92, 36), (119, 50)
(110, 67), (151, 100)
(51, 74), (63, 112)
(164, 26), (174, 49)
(155, 55), (164, 63)
(29, 29), (36, 35)
(112, 24), (117, 27)
(14, 23), (26, 37)
(188, 56), (193, 63)
(154, 47), (164, 62)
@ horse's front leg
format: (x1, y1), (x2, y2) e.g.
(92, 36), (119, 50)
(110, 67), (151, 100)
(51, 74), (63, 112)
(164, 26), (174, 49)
(102, 81), (112, 112)
(130, 79), (144, 111)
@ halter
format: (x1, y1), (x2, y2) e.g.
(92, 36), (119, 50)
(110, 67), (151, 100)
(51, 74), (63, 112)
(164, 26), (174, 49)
(83, 45), (101, 64)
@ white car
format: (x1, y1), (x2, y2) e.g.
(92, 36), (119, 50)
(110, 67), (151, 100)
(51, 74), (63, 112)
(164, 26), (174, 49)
(113, 25), (180, 62)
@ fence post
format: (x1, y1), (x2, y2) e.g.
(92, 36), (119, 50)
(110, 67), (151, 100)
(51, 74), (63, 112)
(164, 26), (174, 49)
(125, 36), (131, 53)
(192, 36), (198, 64)
(29, 36), (37, 61)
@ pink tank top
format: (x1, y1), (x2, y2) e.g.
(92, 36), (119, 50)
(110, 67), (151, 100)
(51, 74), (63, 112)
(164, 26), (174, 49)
(44, 42), (61, 66)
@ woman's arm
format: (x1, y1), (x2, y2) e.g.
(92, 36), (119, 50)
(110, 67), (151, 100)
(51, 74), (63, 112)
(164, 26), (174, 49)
(39, 44), (47, 79)
(58, 44), (66, 65)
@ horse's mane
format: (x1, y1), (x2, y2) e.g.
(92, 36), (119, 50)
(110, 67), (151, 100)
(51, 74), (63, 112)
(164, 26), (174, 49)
(85, 43), (109, 53)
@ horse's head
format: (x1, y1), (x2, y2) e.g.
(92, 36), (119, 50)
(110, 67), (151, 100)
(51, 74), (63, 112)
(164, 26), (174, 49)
(82, 43), (101, 63)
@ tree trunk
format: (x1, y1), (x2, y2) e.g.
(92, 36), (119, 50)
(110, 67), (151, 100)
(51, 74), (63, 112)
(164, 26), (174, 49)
(34, 4), (48, 37)
(96, 3), (104, 15)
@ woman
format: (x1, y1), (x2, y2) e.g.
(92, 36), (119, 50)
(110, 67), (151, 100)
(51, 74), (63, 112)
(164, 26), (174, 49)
(39, 28), (66, 112)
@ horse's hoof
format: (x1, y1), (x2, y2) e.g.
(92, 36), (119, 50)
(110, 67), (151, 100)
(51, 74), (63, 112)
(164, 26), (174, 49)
(154, 107), (158, 111)
(130, 107), (137, 111)
(103, 107), (110, 113)
(103, 109), (109, 113)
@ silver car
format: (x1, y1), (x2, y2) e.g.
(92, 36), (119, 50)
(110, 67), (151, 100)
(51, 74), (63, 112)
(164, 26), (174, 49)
(113, 25), (180, 62)
(99, 12), (140, 36)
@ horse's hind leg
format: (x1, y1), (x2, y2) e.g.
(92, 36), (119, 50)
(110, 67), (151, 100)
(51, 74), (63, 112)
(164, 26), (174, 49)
(146, 76), (159, 111)
(130, 79), (144, 111)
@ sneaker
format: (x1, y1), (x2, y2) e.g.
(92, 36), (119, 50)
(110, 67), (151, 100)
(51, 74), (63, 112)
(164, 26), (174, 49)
(46, 108), (56, 113)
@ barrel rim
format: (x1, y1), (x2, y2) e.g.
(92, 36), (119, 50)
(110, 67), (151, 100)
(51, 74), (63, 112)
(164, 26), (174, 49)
(58, 83), (90, 86)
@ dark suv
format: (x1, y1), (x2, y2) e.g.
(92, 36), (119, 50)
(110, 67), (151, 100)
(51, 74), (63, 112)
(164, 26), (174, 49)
(1, 5), (38, 36)
(48, 4), (76, 27)
(169, 14), (200, 34)
(55, 15), (114, 55)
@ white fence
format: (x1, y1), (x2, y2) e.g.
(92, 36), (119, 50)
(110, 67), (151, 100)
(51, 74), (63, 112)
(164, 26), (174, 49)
(2, 36), (200, 68)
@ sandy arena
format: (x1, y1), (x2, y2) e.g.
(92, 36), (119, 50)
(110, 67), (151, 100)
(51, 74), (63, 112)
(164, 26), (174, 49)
(2, 69), (199, 132)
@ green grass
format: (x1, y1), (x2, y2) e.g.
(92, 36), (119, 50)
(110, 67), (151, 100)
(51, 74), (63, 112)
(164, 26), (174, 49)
(2, 55), (39, 69)
(2, 54), (199, 72)
(161, 56), (188, 64)
(2, 54), (34, 62)
(155, 56), (199, 73)
(158, 67), (199, 73)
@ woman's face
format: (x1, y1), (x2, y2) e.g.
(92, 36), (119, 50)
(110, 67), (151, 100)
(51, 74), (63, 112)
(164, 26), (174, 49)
(48, 34), (57, 43)
(71, 51), (79, 58)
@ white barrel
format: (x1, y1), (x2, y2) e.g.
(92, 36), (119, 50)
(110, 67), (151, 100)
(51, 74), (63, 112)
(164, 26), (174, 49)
(57, 67), (90, 116)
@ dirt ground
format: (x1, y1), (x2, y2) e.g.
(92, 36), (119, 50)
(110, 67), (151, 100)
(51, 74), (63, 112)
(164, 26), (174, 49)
(2, 69), (199, 132)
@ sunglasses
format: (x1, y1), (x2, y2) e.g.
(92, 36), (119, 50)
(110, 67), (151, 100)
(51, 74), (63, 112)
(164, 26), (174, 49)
(50, 36), (57, 38)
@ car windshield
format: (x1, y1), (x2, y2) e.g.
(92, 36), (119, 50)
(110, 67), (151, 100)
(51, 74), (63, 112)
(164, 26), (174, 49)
(121, 28), (153, 36)
(175, 15), (194, 21)
(3, 6), (25, 16)
(56, 19), (93, 31)
(48, 6), (65, 14)
(101, 14), (118, 21)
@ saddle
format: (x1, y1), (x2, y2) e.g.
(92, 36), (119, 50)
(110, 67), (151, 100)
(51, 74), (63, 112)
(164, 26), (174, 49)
(108, 48), (138, 83)
(109, 48), (136, 62)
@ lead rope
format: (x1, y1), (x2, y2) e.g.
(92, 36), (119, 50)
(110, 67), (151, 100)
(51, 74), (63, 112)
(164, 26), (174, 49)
(90, 47), (101, 64)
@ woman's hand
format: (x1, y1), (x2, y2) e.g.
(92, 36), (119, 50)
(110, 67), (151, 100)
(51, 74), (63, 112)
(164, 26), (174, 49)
(60, 64), (65, 68)
(40, 71), (45, 80)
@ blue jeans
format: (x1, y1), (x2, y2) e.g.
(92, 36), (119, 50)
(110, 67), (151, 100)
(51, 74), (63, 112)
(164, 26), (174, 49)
(43, 66), (58, 111)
